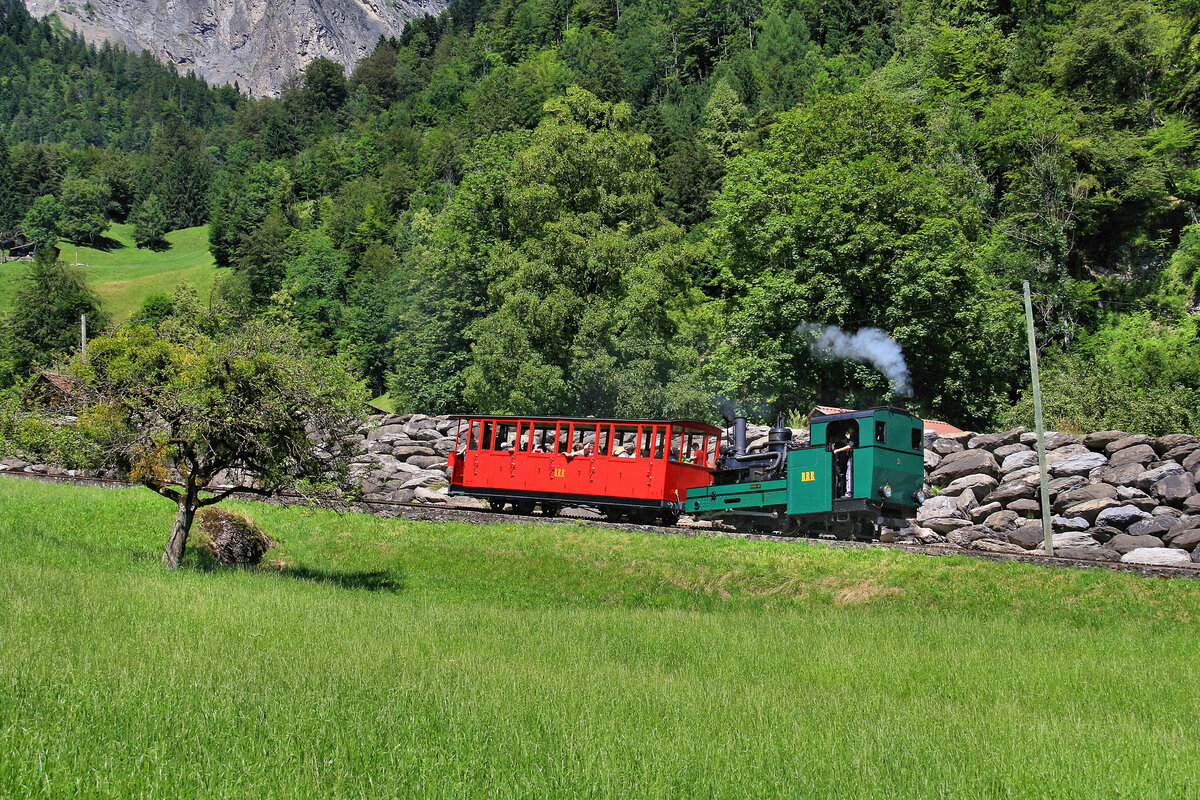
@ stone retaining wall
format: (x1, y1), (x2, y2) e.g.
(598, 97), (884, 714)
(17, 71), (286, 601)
(4, 412), (1198, 567)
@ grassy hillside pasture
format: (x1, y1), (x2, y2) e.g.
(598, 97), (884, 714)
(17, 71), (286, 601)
(0, 224), (225, 321)
(2, 478), (1199, 798)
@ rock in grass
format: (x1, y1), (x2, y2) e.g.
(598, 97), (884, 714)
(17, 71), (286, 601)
(196, 507), (272, 566)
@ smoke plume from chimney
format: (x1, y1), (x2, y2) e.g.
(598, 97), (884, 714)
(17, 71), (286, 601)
(798, 324), (912, 396)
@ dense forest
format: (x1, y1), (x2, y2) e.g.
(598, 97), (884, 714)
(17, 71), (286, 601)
(2, 0), (1200, 433)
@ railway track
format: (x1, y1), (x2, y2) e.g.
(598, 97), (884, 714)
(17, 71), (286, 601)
(5, 468), (1199, 580)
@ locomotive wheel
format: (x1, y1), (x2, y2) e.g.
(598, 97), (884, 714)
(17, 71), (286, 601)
(512, 500), (535, 516)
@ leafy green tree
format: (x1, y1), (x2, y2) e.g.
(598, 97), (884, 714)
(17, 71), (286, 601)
(709, 88), (1020, 424)
(58, 174), (110, 244)
(131, 193), (168, 249)
(55, 318), (367, 569)
(21, 194), (62, 249)
(2, 246), (108, 380)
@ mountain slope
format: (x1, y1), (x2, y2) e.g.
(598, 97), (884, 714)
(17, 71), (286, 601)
(23, 0), (446, 96)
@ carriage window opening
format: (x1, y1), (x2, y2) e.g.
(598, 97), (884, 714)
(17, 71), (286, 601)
(875, 421), (886, 444)
(613, 425), (639, 457)
(596, 425), (611, 456)
(640, 427), (654, 458)
(912, 427), (923, 451)
(707, 435), (718, 467)
(481, 421), (494, 450)
(670, 428), (684, 461)
(685, 431), (704, 464)
(557, 424), (570, 453)
(495, 422), (515, 450)
(468, 420), (481, 451)
(531, 422), (556, 452)
(654, 427), (666, 459)
(569, 424), (595, 454)
(515, 421), (530, 451)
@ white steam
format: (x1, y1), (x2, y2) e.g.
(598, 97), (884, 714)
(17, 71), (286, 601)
(798, 324), (912, 396)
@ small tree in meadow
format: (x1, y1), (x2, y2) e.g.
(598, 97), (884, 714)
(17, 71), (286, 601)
(62, 314), (368, 568)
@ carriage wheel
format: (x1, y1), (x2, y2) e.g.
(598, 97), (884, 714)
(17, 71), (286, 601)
(540, 503), (562, 518)
(658, 508), (680, 527)
(512, 500), (535, 516)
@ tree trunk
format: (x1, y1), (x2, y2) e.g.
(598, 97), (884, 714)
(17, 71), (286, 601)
(163, 496), (196, 570)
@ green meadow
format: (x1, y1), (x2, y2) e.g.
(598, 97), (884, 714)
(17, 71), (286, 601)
(2, 478), (1198, 799)
(0, 224), (225, 321)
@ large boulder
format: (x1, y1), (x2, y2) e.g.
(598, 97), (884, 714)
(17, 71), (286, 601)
(1163, 443), (1200, 463)
(928, 449), (1000, 485)
(1184, 449), (1200, 473)
(941, 474), (999, 503)
(1096, 462), (1146, 487)
(1063, 497), (1121, 524)
(1127, 516), (1178, 538)
(1114, 485), (1159, 511)
(1120, 548), (1194, 566)
(924, 450), (942, 471)
(1109, 444), (1158, 468)
(970, 501), (1003, 522)
(1131, 463), (1184, 491)
(1007, 523), (1046, 550)
(1164, 521), (1200, 546)
(1155, 433), (1198, 454)
(1152, 473), (1197, 506)
(1053, 483), (1117, 513)
(366, 423), (407, 441)
(1058, 547), (1121, 562)
(994, 443), (1032, 460)
(195, 507), (272, 566)
(1107, 533), (1165, 555)
(1048, 475), (1088, 496)
(1095, 505), (1153, 530)
(1001, 465), (1040, 485)
(1167, 529), (1200, 552)
(916, 495), (968, 523)
(1000, 450), (1040, 474)
(1021, 431), (1081, 450)
(969, 538), (1029, 554)
(1106, 434), (1155, 454)
(984, 480), (1038, 505)
(400, 470), (450, 489)
(391, 444), (438, 458)
(1045, 532), (1101, 550)
(1090, 525), (1122, 544)
(1046, 444), (1107, 477)
(1007, 498), (1041, 516)
(923, 517), (976, 535)
(983, 509), (1021, 532)
(1051, 515), (1090, 532)
(1083, 430), (1129, 451)
(931, 438), (964, 456)
(968, 428), (1025, 451)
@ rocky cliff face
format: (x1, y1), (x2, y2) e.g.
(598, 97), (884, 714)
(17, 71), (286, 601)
(24, 0), (446, 96)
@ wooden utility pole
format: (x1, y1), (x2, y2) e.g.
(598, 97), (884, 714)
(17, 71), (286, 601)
(1023, 282), (1053, 556)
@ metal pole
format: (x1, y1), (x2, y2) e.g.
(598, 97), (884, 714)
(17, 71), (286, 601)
(1023, 282), (1053, 556)
(81, 314), (87, 363)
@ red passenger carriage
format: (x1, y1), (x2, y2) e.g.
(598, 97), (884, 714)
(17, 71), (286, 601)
(448, 416), (723, 524)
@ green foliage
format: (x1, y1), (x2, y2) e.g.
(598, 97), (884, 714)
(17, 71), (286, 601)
(130, 193), (168, 249)
(58, 173), (110, 244)
(1004, 312), (1200, 435)
(1, 246), (107, 383)
(21, 194), (62, 248)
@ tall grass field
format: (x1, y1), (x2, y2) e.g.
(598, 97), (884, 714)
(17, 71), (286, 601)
(2, 478), (1198, 798)
(0, 224), (225, 321)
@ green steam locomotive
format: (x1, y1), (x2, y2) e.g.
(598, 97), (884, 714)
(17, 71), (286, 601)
(686, 407), (926, 539)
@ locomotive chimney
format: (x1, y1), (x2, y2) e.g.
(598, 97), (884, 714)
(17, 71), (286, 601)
(733, 416), (747, 456)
